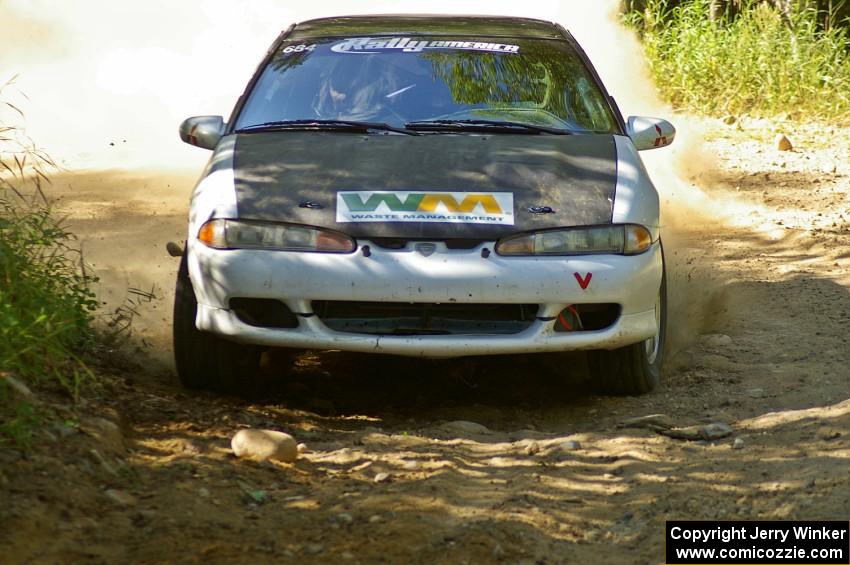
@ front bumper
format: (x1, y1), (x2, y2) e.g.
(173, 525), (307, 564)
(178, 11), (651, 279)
(188, 239), (663, 358)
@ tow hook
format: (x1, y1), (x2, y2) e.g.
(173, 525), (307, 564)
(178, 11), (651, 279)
(166, 241), (184, 257)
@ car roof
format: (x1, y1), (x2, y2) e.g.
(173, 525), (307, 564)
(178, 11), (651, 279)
(288, 15), (564, 40)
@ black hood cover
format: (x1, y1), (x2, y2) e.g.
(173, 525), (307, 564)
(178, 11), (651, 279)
(232, 131), (617, 239)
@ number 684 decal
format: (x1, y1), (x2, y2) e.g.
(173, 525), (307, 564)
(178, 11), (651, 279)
(282, 44), (316, 55)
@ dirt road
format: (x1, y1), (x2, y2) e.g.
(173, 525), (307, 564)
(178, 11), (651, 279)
(2, 119), (850, 564)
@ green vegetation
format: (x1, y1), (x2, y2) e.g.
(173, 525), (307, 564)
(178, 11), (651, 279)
(1, 81), (98, 448)
(626, 0), (850, 120)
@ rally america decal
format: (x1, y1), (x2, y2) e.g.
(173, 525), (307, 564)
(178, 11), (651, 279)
(336, 191), (515, 225)
(331, 37), (520, 54)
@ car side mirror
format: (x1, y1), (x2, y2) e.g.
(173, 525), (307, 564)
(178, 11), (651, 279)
(626, 116), (676, 151)
(179, 116), (225, 150)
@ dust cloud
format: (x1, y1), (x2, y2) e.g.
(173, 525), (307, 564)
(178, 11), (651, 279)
(1, 0), (744, 362)
(1, 0), (664, 170)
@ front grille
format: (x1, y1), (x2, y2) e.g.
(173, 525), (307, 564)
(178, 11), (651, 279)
(369, 238), (406, 250)
(444, 239), (485, 250)
(230, 298), (299, 329)
(553, 303), (621, 332)
(368, 238), (485, 250)
(312, 301), (538, 336)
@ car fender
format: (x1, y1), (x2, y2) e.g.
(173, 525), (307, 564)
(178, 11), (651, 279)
(187, 135), (239, 303)
(611, 135), (661, 241)
(188, 134), (239, 241)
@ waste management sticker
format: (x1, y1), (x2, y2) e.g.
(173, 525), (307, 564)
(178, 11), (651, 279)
(336, 191), (514, 225)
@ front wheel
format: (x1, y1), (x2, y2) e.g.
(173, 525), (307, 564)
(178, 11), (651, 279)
(587, 255), (667, 395)
(173, 251), (261, 393)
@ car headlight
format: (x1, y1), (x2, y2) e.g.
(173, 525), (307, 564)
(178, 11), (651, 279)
(197, 219), (356, 253)
(495, 224), (653, 256)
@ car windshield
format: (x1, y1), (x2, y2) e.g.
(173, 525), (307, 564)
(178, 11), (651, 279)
(234, 36), (619, 134)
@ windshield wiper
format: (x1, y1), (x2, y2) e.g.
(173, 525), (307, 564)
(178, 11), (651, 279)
(236, 119), (418, 136)
(405, 119), (573, 135)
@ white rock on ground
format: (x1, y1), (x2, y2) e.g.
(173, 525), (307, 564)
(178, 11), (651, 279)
(105, 489), (137, 507)
(559, 440), (582, 451)
(703, 333), (733, 348)
(619, 414), (675, 431)
(524, 441), (541, 456)
(700, 423), (734, 441)
(231, 429), (298, 463)
(441, 420), (491, 435)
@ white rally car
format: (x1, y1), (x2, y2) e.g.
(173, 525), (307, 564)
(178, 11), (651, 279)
(173, 15), (675, 395)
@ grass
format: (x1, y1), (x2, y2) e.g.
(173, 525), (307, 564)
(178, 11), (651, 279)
(1, 77), (98, 448)
(625, 0), (850, 121)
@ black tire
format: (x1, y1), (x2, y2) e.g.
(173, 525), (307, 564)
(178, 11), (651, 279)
(173, 252), (260, 393)
(587, 253), (667, 395)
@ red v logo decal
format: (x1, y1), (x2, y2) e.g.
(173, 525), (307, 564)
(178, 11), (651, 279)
(574, 272), (592, 290)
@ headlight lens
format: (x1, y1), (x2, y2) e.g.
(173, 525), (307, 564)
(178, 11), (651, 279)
(496, 224), (653, 256)
(197, 219), (356, 253)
